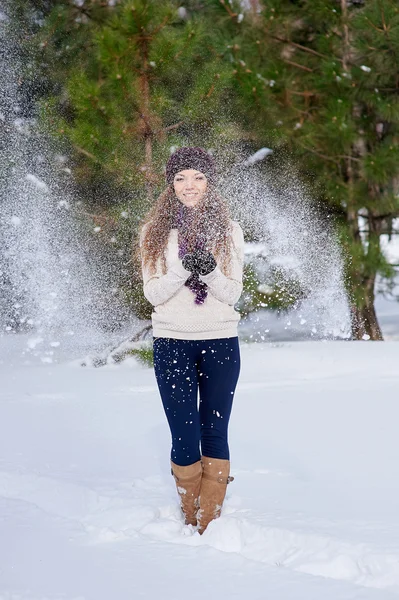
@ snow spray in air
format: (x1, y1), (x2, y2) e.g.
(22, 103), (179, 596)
(218, 148), (351, 340)
(0, 2), (132, 360)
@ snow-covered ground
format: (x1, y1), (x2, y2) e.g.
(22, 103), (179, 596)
(375, 295), (399, 341)
(1, 337), (399, 599)
(239, 292), (399, 342)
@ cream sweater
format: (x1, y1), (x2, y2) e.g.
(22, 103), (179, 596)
(140, 221), (244, 340)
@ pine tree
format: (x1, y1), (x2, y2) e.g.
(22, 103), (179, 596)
(26, 0), (249, 319)
(33, 0), (244, 196)
(233, 0), (399, 339)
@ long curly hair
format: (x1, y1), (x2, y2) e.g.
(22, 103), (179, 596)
(138, 184), (235, 277)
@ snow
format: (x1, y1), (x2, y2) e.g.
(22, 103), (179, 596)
(381, 225), (399, 264)
(177, 7), (188, 19)
(1, 337), (399, 599)
(10, 216), (21, 226)
(25, 174), (49, 192)
(243, 148), (273, 166)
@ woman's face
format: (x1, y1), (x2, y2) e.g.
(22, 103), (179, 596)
(173, 169), (208, 208)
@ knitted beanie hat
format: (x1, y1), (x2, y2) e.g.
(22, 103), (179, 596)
(165, 147), (216, 184)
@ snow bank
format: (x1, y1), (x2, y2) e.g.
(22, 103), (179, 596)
(1, 340), (399, 599)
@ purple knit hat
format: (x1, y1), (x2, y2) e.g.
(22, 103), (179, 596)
(165, 147), (216, 184)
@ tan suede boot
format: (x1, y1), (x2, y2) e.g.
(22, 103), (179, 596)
(197, 456), (234, 534)
(171, 460), (203, 526)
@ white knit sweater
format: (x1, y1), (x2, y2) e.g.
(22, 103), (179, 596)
(140, 221), (244, 340)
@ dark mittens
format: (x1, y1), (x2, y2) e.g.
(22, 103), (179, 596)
(182, 253), (198, 273)
(182, 251), (217, 276)
(194, 251), (217, 276)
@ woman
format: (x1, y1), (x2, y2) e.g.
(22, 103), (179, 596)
(139, 147), (244, 533)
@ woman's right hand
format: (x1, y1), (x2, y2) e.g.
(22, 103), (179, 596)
(182, 253), (199, 273)
(182, 251), (216, 276)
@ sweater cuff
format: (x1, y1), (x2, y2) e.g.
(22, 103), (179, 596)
(170, 260), (192, 279)
(198, 265), (221, 283)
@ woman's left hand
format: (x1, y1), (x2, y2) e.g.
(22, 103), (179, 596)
(193, 251), (217, 276)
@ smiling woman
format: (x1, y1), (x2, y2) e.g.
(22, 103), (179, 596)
(173, 170), (208, 208)
(139, 147), (245, 534)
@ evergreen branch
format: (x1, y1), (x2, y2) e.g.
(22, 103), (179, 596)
(36, 12), (67, 52)
(283, 59), (313, 73)
(75, 209), (117, 227)
(162, 121), (184, 132)
(296, 142), (340, 166)
(118, 81), (153, 133)
(219, 0), (238, 19)
(286, 90), (317, 97)
(380, 4), (388, 33)
(74, 145), (101, 163)
(71, 3), (115, 28)
(264, 33), (331, 61)
(151, 15), (171, 37)
(341, 0), (350, 73)
(173, 31), (197, 61)
(363, 87), (399, 92)
(206, 83), (216, 98)
(298, 144), (364, 168)
(361, 12), (399, 89)
(292, 108), (309, 117)
(337, 155), (361, 163)
(379, 6), (399, 89)
(363, 16), (384, 33)
(73, 145), (116, 174)
(263, 30), (359, 69)
(139, 112), (154, 135)
(73, 6), (96, 23)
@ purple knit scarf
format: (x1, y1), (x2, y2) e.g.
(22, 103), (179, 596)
(173, 204), (208, 305)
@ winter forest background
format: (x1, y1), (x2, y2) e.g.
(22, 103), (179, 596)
(2, 0), (399, 353)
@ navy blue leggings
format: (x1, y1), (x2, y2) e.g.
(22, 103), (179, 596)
(153, 337), (240, 466)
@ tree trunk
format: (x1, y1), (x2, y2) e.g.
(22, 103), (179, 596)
(350, 276), (383, 340)
(350, 210), (384, 340)
(346, 207), (384, 340)
(339, 5), (383, 340)
(139, 39), (154, 200)
(361, 295), (383, 340)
